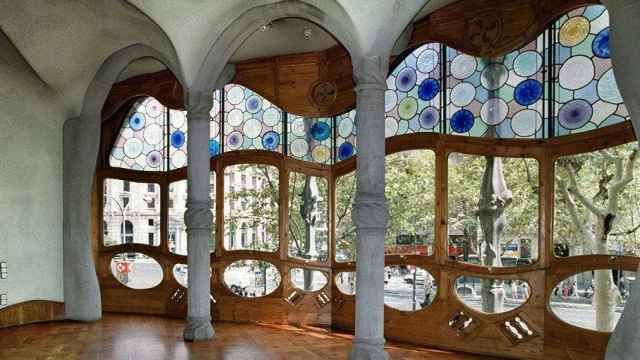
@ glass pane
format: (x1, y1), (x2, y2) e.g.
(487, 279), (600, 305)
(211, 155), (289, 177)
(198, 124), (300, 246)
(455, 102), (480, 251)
(109, 97), (167, 171)
(446, 35), (545, 138)
(335, 172), (356, 262)
(168, 173), (216, 255)
(335, 272), (356, 295)
(553, 142), (640, 257)
(386, 42), (441, 137)
(289, 268), (328, 292)
(553, 5), (629, 136)
(455, 276), (530, 314)
(386, 150), (435, 256)
(550, 269), (629, 332)
(224, 164), (279, 252)
(224, 84), (283, 152)
(288, 173), (329, 261)
(210, 89), (222, 157)
(447, 154), (539, 267)
(384, 265), (437, 311)
(287, 115), (333, 164)
(172, 263), (188, 287)
(110, 253), (163, 289)
(169, 109), (188, 169)
(223, 260), (281, 297)
(336, 110), (356, 162)
(103, 179), (160, 247)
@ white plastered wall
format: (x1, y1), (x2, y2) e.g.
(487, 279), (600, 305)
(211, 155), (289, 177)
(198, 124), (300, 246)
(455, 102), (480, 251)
(0, 32), (66, 306)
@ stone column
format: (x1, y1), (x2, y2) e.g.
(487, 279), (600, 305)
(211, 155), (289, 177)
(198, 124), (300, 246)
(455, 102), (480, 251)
(348, 55), (389, 360)
(183, 90), (215, 341)
(601, 1), (640, 358)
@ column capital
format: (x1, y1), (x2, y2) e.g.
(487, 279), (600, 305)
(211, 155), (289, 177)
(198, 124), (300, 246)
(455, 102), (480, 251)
(352, 193), (389, 232)
(352, 55), (388, 92)
(184, 200), (213, 231)
(186, 90), (213, 121)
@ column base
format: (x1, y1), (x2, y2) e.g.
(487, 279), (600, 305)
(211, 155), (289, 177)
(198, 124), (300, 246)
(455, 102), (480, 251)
(348, 337), (389, 360)
(183, 317), (214, 341)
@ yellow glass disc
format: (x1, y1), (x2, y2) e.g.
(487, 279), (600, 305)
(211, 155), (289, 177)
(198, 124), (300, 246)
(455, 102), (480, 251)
(559, 16), (590, 47)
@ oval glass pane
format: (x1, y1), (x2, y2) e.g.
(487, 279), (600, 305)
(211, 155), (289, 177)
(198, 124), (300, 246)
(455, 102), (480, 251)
(550, 269), (629, 332)
(335, 272), (356, 295)
(172, 264), (213, 288)
(110, 253), (163, 289)
(454, 276), (530, 314)
(289, 268), (328, 292)
(173, 264), (188, 287)
(223, 260), (281, 297)
(384, 265), (437, 311)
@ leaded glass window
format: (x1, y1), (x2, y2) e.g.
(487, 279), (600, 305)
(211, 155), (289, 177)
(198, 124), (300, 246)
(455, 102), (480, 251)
(110, 97), (167, 171)
(552, 5), (629, 135)
(445, 35), (545, 138)
(385, 43), (442, 137)
(335, 110), (356, 162)
(224, 84), (283, 152)
(287, 115), (333, 164)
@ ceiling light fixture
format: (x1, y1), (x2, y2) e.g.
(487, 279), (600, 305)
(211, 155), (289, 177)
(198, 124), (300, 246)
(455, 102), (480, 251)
(260, 22), (272, 32)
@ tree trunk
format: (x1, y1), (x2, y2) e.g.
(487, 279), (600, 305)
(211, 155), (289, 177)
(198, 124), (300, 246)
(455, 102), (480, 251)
(594, 217), (617, 332)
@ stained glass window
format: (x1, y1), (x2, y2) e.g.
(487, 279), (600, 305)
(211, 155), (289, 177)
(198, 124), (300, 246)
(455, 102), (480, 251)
(553, 5), (629, 135)
(110, 97), (167, 171)
(446, 36), (545, 138)
(224, 84), (283, 152)
(210, 90), (222, 157)
(169, 109), (187, 169)
(335, 110), (356, 162)
(386, 43), (441, 137)
(287, 115), (333, 164)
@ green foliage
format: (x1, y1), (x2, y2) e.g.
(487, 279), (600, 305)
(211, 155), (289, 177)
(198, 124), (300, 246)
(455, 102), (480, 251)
(554, 142), (640, 255)
(448, 153), (539, 260)
(335, 150), (437, 261)
(224, 164), (279, 252)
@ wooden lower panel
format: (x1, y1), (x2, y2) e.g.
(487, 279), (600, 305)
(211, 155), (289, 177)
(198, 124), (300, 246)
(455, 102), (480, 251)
(0, 300), (64, 328)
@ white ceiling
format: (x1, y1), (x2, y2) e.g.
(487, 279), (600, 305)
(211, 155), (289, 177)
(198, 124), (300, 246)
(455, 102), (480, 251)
(0, 0), (453, 118)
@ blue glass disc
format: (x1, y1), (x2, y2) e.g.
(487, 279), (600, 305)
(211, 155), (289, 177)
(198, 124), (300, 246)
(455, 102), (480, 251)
(310, 122), (331, 141)
(170, 130), (185, 149)
(418, 78), (440, 101)
(592, 27), (610, 59)
(208, 139), (220, 156)
(514, 79), (543, 106)
(396, 67), (417, 92)
(450, 109), (474, 133)
(129, 113), (145, 131)
(262, 131), (280, 150)
(338, 142), (354, 161)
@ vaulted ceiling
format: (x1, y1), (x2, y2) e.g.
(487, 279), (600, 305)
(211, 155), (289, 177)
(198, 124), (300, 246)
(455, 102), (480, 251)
(0, 0), (454, 118)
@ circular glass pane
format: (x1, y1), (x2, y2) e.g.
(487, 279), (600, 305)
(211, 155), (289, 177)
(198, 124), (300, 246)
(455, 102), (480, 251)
(110, 253), (163, 289)
(289, 268), (328, 292)
(223, 260), (281, 297)
(384, 265), (437, 311)
(550, 269), (629, 332)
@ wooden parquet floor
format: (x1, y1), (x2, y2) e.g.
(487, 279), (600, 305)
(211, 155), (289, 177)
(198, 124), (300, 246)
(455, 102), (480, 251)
(0, 313), (504, 359)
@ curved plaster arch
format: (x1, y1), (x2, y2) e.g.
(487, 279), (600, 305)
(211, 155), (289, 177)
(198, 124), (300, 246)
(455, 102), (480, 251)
(63, 43), (184, 321)
(192, 1), (361, 93)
